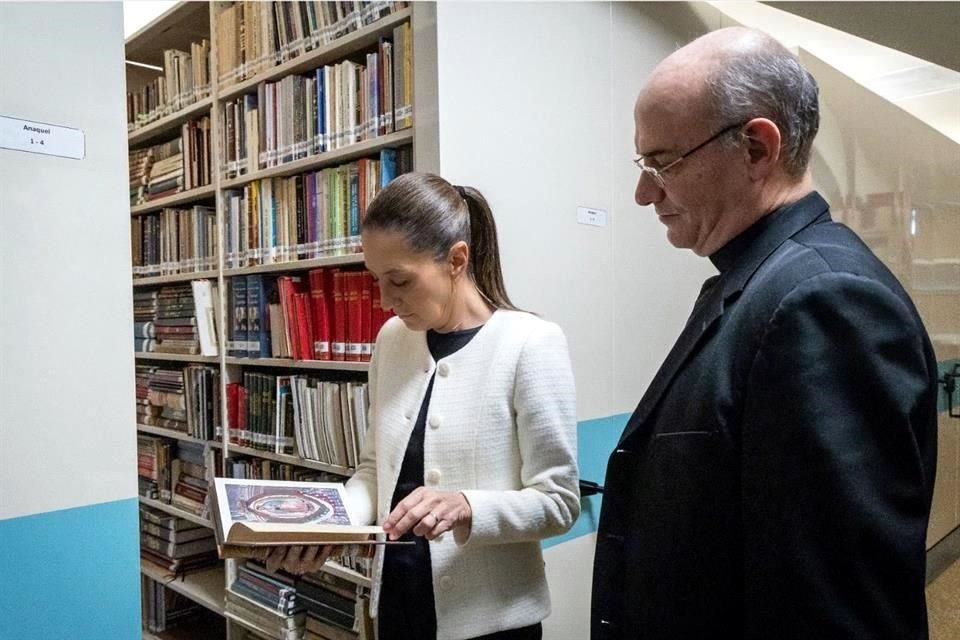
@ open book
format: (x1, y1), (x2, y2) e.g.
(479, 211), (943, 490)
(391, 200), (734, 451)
(210, 478), (385, 551)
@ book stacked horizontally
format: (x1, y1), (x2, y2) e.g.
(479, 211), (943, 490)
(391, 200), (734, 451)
(226, 560), (305, 640)
(147, 367), (188, 433)
(169, 441), (214, 518)
(139, 504), (219, 575)
(137, 434), (172, 500)
(129, 147), (152, 206)
(134, 290), (159, 352)
(297, 570), (374, 640)
(154, 284), (199, 355)
(146, 137), (184, 201)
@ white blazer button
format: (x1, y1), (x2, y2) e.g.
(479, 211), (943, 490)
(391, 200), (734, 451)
(405, 411), (413, 421)
(437, 362), (450, 377)
(428, 415), (442, 429)
(426, 469), (442, 485)
(439, 575), (454, 591)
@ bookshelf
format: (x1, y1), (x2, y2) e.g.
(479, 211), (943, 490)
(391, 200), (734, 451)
(126, 2), (417, 637)
(140, 497), (214, 529)
(141, 560), (227, 615)
(130, 98), (215, 147)
(220, 128), (413, 188)
(131, 185), (217, 215)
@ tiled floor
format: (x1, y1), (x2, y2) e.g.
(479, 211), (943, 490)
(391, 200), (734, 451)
(928, 558), (960, 639)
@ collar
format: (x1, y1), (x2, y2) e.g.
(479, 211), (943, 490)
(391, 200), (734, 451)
(709, 191), (831, 297)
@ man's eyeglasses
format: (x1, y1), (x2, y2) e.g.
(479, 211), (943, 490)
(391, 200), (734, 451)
(633, 122), (747, 187)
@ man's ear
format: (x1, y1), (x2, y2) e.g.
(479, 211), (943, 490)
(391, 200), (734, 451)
(742, 118), (781, 180)
(448, 241), (469, 279)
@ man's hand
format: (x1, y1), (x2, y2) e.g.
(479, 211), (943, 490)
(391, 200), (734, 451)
(262, 545), (338, 574)
(382, 488), (472, 541)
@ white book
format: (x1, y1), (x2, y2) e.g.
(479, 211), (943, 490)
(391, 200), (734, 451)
(191, 279), (218, 356)
(211, 478), (384, 548)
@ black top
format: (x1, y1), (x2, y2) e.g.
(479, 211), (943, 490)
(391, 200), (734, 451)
(378, 325), (483, 640)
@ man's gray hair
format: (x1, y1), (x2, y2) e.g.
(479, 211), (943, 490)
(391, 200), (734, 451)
(705, 44), (820, 178)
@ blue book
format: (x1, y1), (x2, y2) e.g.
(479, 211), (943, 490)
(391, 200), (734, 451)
(228, 277), (248, 357)
(315, 67), (326, 153)
(379, 148), (397, 188)
(349, 166), (360, 238)
(246, 275), (271, 358)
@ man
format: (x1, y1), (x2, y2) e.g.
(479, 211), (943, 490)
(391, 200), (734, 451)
(592, 27), (938, 639)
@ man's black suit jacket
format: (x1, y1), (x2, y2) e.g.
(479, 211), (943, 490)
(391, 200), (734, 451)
(592, 192), (938, 639)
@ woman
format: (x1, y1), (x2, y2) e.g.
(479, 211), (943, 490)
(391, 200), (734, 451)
(274, 172), (579, 640)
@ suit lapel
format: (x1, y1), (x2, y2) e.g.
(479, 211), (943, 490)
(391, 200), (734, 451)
(617, 192), (832, 447)
(618, 279), (726, 445)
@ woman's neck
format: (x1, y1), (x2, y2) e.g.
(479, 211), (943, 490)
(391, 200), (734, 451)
(435, 281), (493, 333)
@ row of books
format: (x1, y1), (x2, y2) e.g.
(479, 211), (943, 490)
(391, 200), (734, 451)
(134, 281), (218, 356)
(136, 364), (222, 441)
(134, 267), (392, 362)
(216, 1), (407, 87)
(225, 146), (412, 267)
(129, 119), (212, 206)
(131, 205), (217, 278)
(140, 505), (220, 578)
(137, 436), (219, 519)
(224, 458), (342, 482)
(142, 574), (205, 634)
(221, 27), (411, 179)
(227, 560), (372, 640)
(128, 40), (212, 132)
(130, 138), (180, 206)
(227, 375), (369, 471)
(135, 284), (200, 355)
(228, 269), (392, 362)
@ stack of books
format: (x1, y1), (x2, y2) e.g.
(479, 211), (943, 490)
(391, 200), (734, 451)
(133, 290), (159, 352)
(140, 504), (219, 576)
(154, 284), (199, 355)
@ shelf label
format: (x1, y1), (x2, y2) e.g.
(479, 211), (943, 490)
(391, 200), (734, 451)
(577, 206), (608, 227)
(0, 115), (85, 160)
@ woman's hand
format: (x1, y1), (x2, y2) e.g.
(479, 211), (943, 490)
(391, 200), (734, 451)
(383, 487), (472, 541)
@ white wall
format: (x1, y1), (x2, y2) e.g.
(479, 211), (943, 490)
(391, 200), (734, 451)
(433, 2), (717, 424)
(0, 1), (136, 519)
(610, 2), (720, 413)
(431, 3), (715, 637)
(434, 0), (617, 421)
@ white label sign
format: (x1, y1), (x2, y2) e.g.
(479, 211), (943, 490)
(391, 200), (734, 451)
(577, 206), (608, 227)
(0, 115), (85, 160)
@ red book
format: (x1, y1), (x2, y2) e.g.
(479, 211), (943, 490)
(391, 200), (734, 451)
(294, 292), (315, 360)
(308, 268), (331, 360)
(360, 271), (373, 362)
(276, 277), (297, 359)
(346, 272), (363, 362)
(331, 270), (346, 361)
(237, 384), (248, 446)
(278, 276), (308, 359)
(226, 382), (240, 443)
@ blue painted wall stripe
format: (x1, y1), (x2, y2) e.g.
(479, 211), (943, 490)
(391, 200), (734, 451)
(544, 413), (630, 549)
(0, 498), (142, 640)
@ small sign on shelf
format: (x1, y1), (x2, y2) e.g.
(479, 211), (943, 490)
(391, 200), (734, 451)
(0, 114), (85, 160)
(577, 206), (608, 227)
